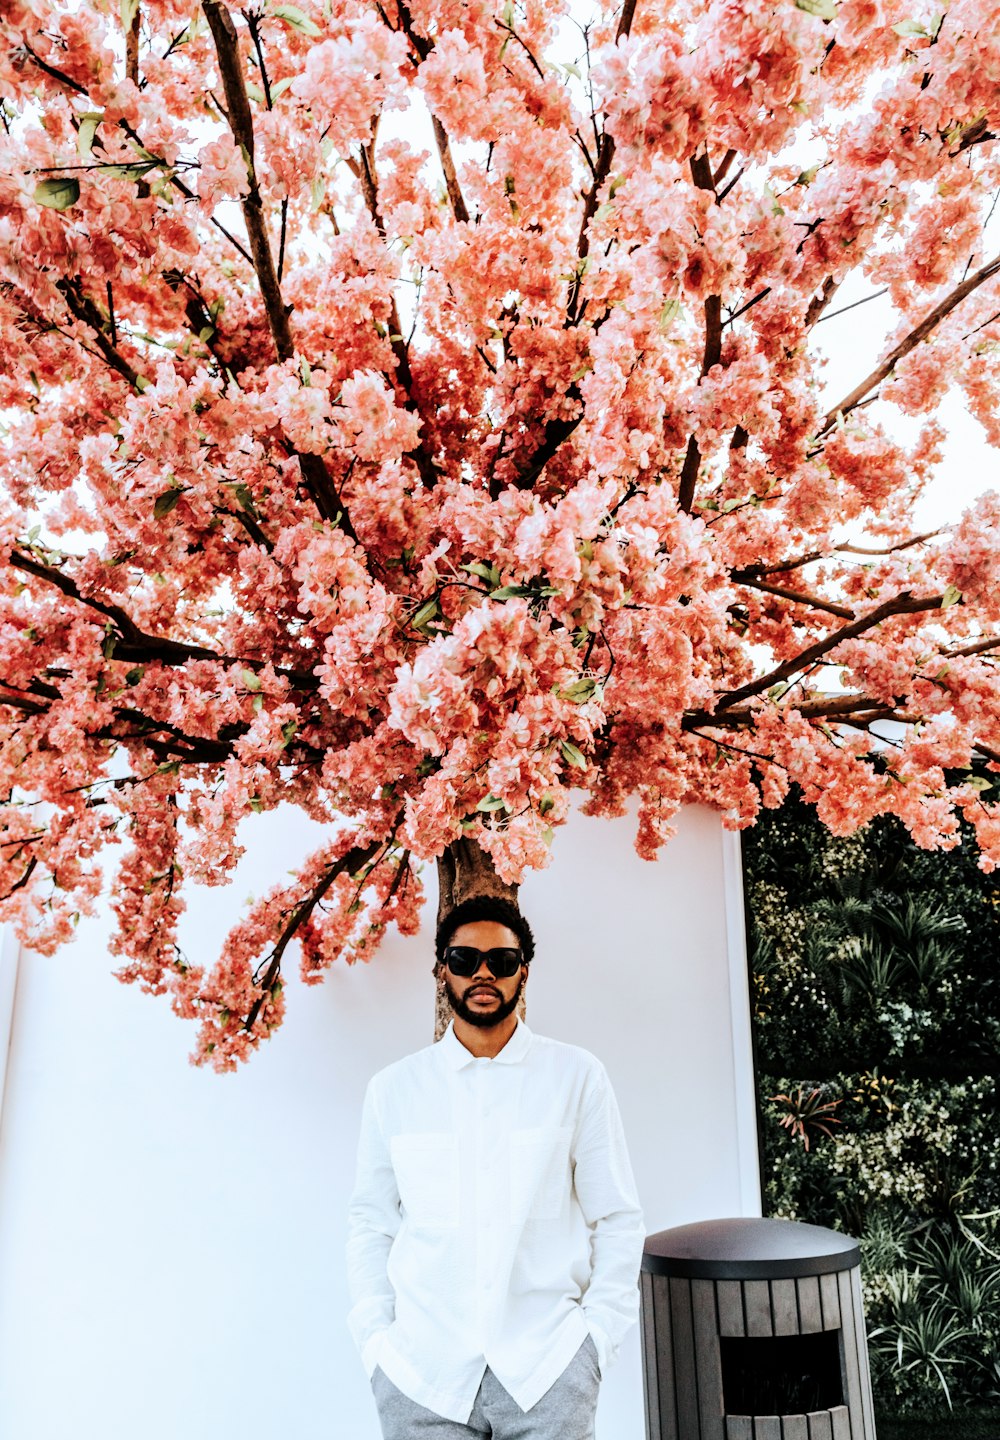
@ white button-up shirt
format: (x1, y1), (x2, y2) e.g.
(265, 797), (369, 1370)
(346, 1018), (646, 1424)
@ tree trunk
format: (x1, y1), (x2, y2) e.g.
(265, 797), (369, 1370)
(434, 837), (525, 1040)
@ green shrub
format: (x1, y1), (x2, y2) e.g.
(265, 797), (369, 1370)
(744, 793), (1000, 1422)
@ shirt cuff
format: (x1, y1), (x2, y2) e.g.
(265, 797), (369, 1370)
(361, 1328), (388, 1379)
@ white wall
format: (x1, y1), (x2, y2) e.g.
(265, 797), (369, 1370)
(0, 799), (759, 1440)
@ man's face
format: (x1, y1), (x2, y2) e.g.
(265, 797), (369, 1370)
(440, 919), (527, 1029)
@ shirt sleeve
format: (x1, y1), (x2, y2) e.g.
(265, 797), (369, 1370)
(571, 1061), (646, 1378)
(345, 1075), (401, 1377)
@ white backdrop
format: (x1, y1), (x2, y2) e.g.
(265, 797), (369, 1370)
(0, 798), (759, 1440)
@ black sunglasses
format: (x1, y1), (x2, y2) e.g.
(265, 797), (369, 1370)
(443, 945), (525, 979)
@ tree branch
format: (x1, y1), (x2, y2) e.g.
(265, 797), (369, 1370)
(55, 278), (144, 389)
(817, 251), (1000, 440)
(713, 591), (951, 713)
(805, 275), (840, 330)
(738, 528), (942, 578)
(494, 386), (585, 499)
(676, 151), (724, 514)
(9, 549), (320, 688)
(683, 691), (933, 732)
(20, 40), (255, 266)
(200, 2), (371, 535)
(431, 115), (469, 223)
(202, 0), (291, 362)
(730, 573), (856, 619)
(942, 635), (1000, 660)
(244, 816), (405, 1029)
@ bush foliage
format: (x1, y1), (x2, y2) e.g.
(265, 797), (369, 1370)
(743, 794), (1000, 1422)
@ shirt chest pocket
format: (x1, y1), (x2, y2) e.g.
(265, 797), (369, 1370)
(390, 1133), (460, 1228)
(509, 1125), (573, 1222)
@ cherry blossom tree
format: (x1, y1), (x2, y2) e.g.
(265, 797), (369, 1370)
(1, 0), (998, 1069)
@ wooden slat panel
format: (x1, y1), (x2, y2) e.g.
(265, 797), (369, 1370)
(849, 1268), (877, 1439)
(806, 1412), (833, 1440)
(649, 1273), (678, 1440)
(670, 1276), (700, 1440)
(837, 1269), (865, 1440)
(753, 1419), (781, 1440)
(781, 1417), (809, 1440)
(771, 1278), (798, 1336)
(795, 1275), (823, 1334)
(819, 1272), (841, 1331)
(692, 1278), (726, 1440)
(717, 1280), (745, 1337)
(830, 1405), (851, 1440)
(744, 1280), (773, 1337)
(726, 1419), (752, 1440)
(640, 1273), (665, 1440)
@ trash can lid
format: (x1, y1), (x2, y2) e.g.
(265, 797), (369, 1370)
(641, 1217), (861, 1280)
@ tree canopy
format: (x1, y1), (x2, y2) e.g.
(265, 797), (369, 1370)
(0, 0), (998, 1066)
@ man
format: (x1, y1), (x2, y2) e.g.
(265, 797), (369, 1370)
(346, 894), (646, 1439)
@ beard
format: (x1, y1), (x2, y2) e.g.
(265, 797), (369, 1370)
(444, 971), (526, 1029)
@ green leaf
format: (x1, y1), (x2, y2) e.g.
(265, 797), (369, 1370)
(490, 581), (560, 601)
(271, 4), (322, 35)
(281, 719), (298, 748)
(559, 739), (587, 769)
(462, 561), (499, 584)
(77, 112), (103, 160)
(795, 0), (837, 16)
(941, 585), (963, 609)
(246, 81), (267, 104)
(270, 75), (295, 98)
(120, 0), (139, 31)
(538, 793), (555, 816)
(98, 161), (158, 181)
(234, 484), (257, 516)
(892, 18), (929, 36)
(153, 487), (184, 519)
(410, 598), (439, 629)
(252, 692), (264, 712)
(124, 666), (145, 686)
(966, 776), (993, 792)
(562, 677), (597, 704)
(658, 297), (683, 332)
(476, 795), (507, 812)
(34, 177), (80, 211)
(242, 667), (262, 691)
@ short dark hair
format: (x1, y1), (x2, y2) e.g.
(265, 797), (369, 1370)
(435, 896), (535, 968)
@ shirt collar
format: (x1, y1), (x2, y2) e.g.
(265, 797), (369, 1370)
(437, 1017), (533, 1070)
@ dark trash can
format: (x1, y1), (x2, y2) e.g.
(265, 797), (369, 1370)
(640, 1217), (877, 1440)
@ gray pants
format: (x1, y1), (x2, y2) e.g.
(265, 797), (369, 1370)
(371, 1335), (600, 1439)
